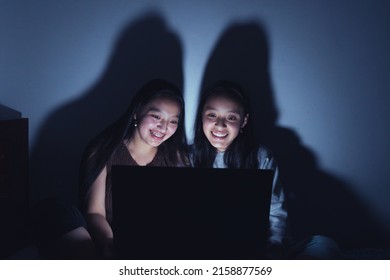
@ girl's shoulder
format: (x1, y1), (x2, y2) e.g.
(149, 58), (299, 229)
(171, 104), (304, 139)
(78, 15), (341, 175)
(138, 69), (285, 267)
(255, 144), (278, 169)
(256, 144), (274, 158)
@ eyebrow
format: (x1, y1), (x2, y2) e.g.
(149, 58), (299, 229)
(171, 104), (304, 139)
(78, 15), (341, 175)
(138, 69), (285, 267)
(148, 106), (161, 112)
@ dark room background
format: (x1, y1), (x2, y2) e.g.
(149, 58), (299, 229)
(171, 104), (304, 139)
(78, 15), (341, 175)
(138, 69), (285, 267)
(1, 0), (389, 252)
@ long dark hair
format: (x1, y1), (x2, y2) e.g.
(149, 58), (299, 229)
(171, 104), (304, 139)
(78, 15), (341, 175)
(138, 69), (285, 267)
(79, 79), (189, 203)
(192, 80), (258, 169)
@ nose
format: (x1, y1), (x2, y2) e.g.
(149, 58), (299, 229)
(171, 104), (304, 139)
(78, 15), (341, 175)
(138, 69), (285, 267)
(214, 117), (226, 128)
(157, 120), (168, 132)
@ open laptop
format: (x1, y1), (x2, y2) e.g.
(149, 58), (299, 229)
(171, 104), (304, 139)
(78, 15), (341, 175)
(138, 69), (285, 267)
(111, 165), (274, 260)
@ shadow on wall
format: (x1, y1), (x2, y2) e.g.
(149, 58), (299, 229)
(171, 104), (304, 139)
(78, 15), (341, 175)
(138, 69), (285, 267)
(199, 20), (390, 250)
(30, 11), (184, 208)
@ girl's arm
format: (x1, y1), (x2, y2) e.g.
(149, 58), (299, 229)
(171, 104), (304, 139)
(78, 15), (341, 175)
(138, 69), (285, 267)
(267, 164), (289, 245)
(259, 146), (289, 255)
(85, 166), (114, 258)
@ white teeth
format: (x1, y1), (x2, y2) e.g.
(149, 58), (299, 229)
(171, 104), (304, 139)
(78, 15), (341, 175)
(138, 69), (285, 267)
(151, 131), (164, 138)
(212, 131), (227, 138)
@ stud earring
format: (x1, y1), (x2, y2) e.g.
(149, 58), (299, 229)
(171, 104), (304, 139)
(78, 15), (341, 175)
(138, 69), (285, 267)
(134, 119), (137, 127)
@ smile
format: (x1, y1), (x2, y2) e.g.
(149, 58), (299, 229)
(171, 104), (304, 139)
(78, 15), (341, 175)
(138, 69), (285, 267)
(150, 130), (165, 139)
(211, 131), (228, 138)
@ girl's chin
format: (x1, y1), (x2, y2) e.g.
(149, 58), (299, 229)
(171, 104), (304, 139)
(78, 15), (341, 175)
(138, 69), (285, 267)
(148, 137), (164, 146)
(210, 142), (227, 151)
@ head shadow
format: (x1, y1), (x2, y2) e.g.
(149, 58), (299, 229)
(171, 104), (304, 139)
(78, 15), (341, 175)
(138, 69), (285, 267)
(30, 11), (184, 207)
(199, 20), (390, 250)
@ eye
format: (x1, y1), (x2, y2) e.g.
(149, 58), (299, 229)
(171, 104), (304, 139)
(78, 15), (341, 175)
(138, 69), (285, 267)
(227, 115), (237, 121)
(151, 114), (161, 120)
(170, 119), (178, 125)
(227, 114), (241, 122)
(206, 112), (216, 118)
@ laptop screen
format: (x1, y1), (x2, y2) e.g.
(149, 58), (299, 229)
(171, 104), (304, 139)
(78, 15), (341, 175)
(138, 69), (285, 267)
(111, 165), (274, 260)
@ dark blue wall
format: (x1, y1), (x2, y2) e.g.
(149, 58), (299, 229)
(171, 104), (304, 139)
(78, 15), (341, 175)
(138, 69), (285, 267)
(1, 1), (389, 249)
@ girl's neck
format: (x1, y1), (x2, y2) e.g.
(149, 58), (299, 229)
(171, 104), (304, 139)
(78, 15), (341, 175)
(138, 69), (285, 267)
(125, 137), (158, 166)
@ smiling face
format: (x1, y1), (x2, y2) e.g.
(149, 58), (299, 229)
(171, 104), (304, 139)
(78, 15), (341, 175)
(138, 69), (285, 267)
(202, 92), (248, 152)
(134, 96), (181, 149)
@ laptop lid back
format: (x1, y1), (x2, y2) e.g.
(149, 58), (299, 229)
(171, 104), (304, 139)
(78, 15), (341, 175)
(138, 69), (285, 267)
(112, 165), (273, 260)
